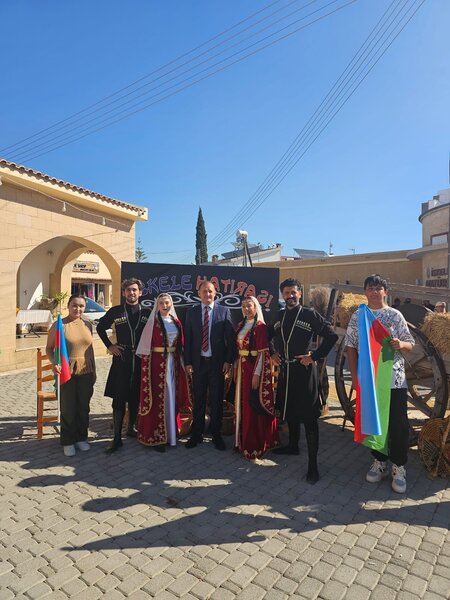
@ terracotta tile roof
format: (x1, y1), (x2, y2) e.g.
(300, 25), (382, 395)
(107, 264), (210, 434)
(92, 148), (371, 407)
(0, 159), (145, 214)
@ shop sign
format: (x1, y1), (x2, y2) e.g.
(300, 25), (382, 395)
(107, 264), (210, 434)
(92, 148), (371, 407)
(431, 268), (447, 277)
(425, 279), (448, 288)
(73, 261), (99, 273)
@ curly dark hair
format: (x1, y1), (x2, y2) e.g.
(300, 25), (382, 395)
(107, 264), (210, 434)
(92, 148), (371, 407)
(121, 278), (143, 291)
(280, 278), (301, 293)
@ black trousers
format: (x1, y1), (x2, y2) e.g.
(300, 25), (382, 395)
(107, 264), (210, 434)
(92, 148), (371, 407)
(110, 353), (141, 412)
(372, 388), (409, 466)
(60, 373), (94, 446)
(191, 358), (224, 438)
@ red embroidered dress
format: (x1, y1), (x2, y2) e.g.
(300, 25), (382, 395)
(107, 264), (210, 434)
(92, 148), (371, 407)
(138, 317), (190, 446)
(234, 321), (278, 459)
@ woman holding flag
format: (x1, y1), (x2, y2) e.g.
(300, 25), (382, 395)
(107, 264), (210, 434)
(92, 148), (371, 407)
(46, 294), (96, 457)
(345, 275), (414, 493)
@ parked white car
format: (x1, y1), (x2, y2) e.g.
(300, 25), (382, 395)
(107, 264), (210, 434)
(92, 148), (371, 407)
(82, 298), (106, 324)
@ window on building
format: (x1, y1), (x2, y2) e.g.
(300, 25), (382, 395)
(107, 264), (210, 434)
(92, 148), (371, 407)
(431, 233), (448, 246)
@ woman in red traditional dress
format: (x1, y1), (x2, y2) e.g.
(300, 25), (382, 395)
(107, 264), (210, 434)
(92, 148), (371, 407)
(136, 294), (190, 451)
(234, 296), (278, 460)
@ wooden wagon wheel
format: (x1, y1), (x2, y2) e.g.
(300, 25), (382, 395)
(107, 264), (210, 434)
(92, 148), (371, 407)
(403, 324), (448, 445)
(334, 325), (448, 446)
(334, 335), (356, 426)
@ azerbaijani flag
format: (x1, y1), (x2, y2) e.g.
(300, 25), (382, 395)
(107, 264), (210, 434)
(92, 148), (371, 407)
(354, 304), (394, 453)
(53, 314), (71, 385)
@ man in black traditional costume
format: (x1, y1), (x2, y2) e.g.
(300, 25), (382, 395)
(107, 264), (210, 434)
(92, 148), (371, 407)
(97, 278), (150, 453)
(271, 278), (337, 483)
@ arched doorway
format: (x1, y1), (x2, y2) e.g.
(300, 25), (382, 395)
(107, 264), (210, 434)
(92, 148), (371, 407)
(17, 236), (120, 311)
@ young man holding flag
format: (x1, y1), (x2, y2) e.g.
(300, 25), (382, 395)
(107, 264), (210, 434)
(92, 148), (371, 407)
(345, 275), (414, 493)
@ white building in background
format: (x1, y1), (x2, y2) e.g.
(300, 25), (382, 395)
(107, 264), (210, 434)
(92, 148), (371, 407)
(210, 243), (284, 266)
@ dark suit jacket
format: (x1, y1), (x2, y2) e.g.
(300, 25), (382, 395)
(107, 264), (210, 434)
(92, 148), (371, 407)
(184, 303), (235, 371)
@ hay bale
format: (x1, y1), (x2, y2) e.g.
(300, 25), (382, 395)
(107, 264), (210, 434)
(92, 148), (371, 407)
(418, 416), (450, 478)
(309, 287), (330, 317)
(421, 313), (450, 355)
(336, 293), (367, 329)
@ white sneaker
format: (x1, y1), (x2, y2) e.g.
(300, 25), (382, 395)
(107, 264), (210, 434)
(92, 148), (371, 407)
(63, 445), (76, 457)
(366, 459), (388, 483)
(75, 441), (90, 452)
(391, 464), (407, 494)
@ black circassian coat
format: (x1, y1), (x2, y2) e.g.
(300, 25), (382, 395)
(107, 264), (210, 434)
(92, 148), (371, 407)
(269, 306), (338, 422)
(97, 304), (150, 408)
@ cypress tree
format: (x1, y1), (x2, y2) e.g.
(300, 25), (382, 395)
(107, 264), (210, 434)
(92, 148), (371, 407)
(195, 207), (208, 264)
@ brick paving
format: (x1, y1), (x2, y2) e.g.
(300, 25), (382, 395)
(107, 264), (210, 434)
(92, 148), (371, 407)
(0, 357), (449, 599)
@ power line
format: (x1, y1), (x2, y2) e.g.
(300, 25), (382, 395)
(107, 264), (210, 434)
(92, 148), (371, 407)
(9, 0), (351, 162)
(0, 0), (288, 155)
(6, 0), (358, 163)
(211, 2), (422, 253)
(209, 0), (426, 256)
(209, 0), (407, 250)
(9, 0), (321, 160)
(2, 0), (317, 159)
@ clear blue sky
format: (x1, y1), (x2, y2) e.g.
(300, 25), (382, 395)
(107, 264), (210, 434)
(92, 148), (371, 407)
(1, 0), (449, 263)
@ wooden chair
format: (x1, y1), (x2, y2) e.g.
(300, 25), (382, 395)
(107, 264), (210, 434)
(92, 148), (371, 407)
(37, 349), (59, 439)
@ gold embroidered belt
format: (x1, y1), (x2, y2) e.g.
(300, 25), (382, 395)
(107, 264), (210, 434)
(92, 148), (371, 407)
(152, 347), (176, 353)
(239, 350), (258, 357)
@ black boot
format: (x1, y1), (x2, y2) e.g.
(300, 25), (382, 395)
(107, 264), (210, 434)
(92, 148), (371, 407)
(126, 404), (138, 437)
(273, 421), (300, 455)
(106, 409), (124, 454)
(305, 420), (319, 484)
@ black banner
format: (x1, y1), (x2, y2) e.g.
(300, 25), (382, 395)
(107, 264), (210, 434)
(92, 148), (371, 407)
(121, 262), (280, 325)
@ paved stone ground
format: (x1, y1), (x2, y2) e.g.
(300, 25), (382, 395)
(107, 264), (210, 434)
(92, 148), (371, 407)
(0, 357), (449, 599)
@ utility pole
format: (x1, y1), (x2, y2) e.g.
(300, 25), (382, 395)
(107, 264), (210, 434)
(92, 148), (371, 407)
(448, 199), (450, 289)
(448, 153), (450, 288)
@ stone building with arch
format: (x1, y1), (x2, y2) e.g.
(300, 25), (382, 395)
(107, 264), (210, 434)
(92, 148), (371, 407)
(0, 159), (147, 373)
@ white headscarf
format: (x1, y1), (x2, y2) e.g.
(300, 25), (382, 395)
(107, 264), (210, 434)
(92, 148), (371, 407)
(136, 293), (178, 357)
(243, 296), (265, 324)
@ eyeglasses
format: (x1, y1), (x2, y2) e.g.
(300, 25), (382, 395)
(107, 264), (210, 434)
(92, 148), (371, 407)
(366, 286), (385, 292)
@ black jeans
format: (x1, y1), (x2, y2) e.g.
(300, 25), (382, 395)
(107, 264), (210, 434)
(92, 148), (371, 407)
(60, 373), (94, 446)
(372, 388), (409, 466)
(191, 358), (225, 438)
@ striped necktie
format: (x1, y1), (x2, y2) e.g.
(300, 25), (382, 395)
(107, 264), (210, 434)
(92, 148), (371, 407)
(202, 306), (210, 352)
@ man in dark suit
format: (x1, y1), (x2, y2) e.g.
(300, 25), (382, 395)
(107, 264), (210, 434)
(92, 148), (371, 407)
(184, 280), (235, 450)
